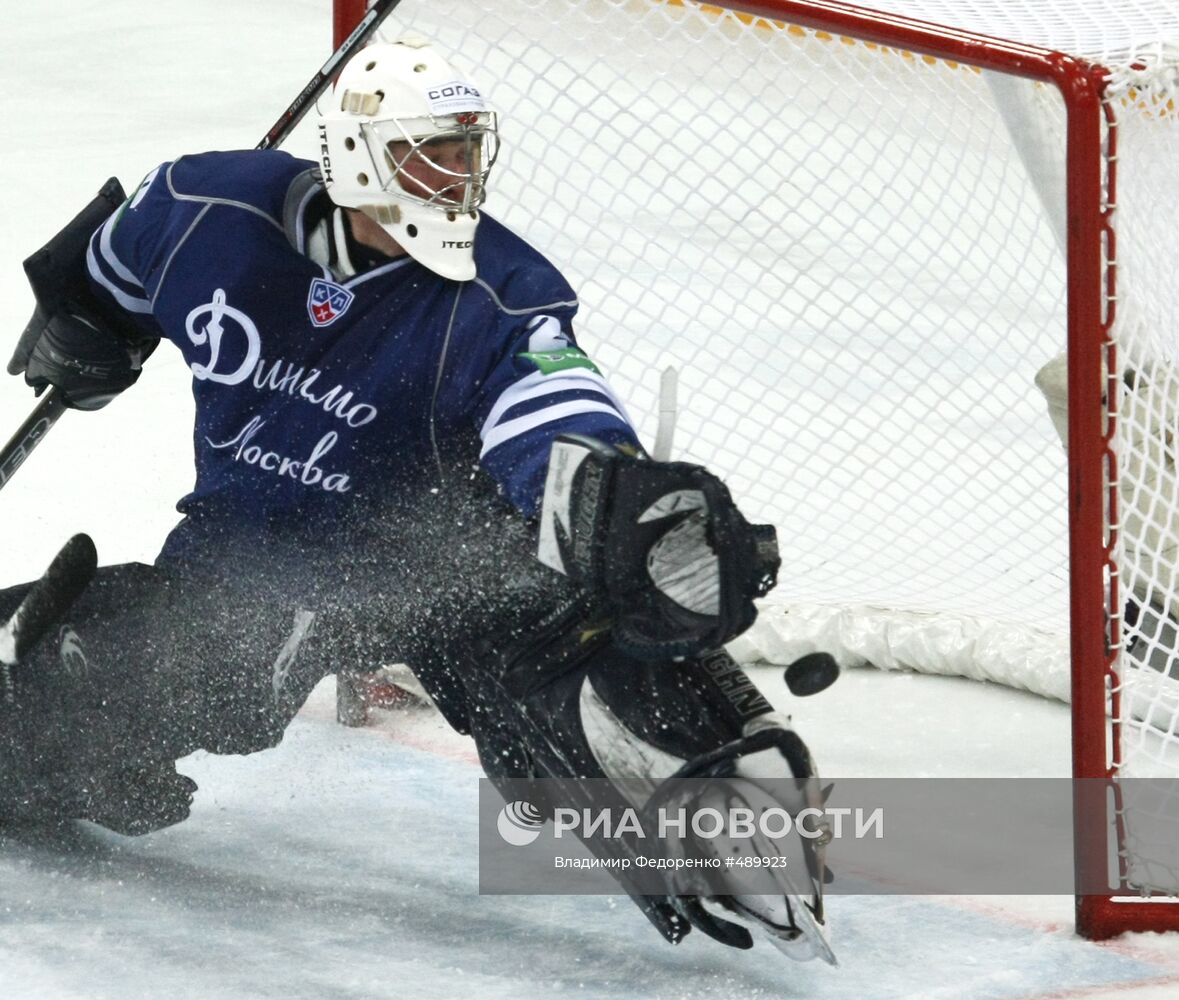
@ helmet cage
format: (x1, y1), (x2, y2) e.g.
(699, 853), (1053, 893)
(359, 111), (499, 215)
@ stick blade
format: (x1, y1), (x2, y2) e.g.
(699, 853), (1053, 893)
(3, 533), (98, 664)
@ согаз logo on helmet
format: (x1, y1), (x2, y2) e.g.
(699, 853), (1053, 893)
(427, 83), (481, 102)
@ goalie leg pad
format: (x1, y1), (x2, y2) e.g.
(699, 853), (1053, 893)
(464, 616), (833, 959)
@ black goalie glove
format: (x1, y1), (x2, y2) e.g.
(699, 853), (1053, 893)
(537, 434), (780, 659)
(8, 178), (158, 411)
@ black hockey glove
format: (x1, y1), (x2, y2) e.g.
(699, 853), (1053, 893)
(7, 178), (158, 411)
(15, 310), (148, 411)
(537, 434), (780, 660)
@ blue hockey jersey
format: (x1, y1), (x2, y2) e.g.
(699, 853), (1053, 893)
(85, 150), (638, 531)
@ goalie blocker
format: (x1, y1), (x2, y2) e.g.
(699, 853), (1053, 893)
(537, 434), (780, 659)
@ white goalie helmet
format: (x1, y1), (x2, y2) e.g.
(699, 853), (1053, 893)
(317, 36), (499, 281)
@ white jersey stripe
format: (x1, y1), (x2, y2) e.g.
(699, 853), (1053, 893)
(479, 400), (627, 458)
(86, 240), (153, 314)
(98, 211), (145, 288)
(480, 369), (633, 439)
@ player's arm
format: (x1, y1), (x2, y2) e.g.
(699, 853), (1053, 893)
(7, 175), (163, 411)
(475, 317), (779, 658)
(475, 314), (641, 515)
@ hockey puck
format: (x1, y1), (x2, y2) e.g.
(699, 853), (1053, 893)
(784, 652), (840, 696)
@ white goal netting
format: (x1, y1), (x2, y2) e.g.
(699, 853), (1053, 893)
(372, 0), (1179, 893)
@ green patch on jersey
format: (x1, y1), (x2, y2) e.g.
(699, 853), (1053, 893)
(519, 347), (601, 376)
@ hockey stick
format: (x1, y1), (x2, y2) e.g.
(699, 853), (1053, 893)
(0, 0), (406, 496)
(0, 387), (67, 492)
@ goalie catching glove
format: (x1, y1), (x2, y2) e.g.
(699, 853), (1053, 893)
(8, 178), (157, 411)
(537, 434), (779, 659)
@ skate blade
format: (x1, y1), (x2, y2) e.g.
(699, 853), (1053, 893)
(703, 894), (838, 965)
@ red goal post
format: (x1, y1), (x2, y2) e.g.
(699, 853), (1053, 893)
(328, 0), (1179, 940)
(334, 0), (370, 49)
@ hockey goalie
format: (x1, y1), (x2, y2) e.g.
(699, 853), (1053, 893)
(0, 37), (833, 960)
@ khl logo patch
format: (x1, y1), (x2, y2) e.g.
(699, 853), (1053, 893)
(307, 277), (355, 328)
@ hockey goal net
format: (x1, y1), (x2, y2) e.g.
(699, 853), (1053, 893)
(333, 0), (1179, 937)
